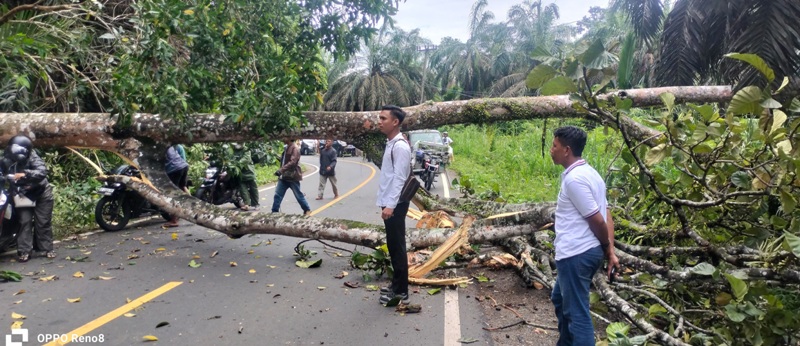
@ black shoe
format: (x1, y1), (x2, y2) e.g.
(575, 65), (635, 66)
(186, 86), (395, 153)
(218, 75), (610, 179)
(379, 292), (409, 306)
(380, 286), (393, 295)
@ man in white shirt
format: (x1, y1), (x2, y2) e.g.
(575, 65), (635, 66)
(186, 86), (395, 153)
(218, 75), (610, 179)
(549, 126), (619, 345)
(376, 105), (412, 305)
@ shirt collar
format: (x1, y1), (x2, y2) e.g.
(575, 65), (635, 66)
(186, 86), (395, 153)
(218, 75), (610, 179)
(561, 159), (586, 177)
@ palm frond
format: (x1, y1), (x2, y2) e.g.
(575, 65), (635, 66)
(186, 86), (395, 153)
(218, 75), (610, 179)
(654, 0), (706, 86)
(613, 0), (664, 44)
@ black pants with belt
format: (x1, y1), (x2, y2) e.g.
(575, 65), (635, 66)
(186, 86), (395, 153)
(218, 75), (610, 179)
(383, 201), (410, 295)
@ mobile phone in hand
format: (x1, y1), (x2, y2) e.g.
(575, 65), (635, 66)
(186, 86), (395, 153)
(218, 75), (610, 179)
(608, 266), (617, 283)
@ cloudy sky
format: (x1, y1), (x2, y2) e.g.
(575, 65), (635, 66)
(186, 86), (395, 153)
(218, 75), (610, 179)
(392, 0), (611, 44)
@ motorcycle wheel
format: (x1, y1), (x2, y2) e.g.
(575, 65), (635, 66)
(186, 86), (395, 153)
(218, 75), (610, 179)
(424, 171), (434, 191)
(95, 196), (130, 231)
(232, 192), (244, 209)
(195, 187), (212, 203)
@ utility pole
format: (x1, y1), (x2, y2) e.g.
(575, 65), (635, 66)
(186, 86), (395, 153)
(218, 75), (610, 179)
(417, 44), (437, 105)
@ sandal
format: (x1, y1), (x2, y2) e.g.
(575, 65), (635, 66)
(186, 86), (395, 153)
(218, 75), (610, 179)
(17, 253), (29, 263)
(46, 251), (57, 259)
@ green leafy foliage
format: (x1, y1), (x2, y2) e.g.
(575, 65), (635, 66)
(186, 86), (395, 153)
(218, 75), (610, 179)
(350, 244), (393, 278)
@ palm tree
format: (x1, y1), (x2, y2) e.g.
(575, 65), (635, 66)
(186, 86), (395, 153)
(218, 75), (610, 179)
(616, 0), (800, 89)
(323, 28), (434, 111)
(429, 0), (495, 100)
(490, 0), (575, 97)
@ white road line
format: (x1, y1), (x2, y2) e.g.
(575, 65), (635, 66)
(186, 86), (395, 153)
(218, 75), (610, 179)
(441, 172), (461, 345)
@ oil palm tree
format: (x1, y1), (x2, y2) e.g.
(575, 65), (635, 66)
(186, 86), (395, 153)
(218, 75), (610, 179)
(323, 28), (434, 111)
(616, 0), (800, 89)
(429, 0), (496, 100)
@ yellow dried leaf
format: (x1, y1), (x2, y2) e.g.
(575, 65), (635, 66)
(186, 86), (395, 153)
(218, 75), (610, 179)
(247, 250), (254, 254)
(266, 284), (274, 287)
(183, 9), (194, 15)
(98, 276), (115, 280)
(171, 233), (178, 240)
(156, 247), (166, 252)
(230, 262), (238, 267)
(11, 312), (26, 319)
(82, 251), (92, 255)
(222, 29), (230, 36)
(123, 313), (136, 318)
(249, 269), (256, 274)
(39, 275), (57, 282)
(11, 321), (23, 329)
(73, 272), (84, 278)
(13, 290), (25, 295)
(143, 335), (159, 341)
(14, 300), (22, 304)
(192, 255), (201, 259)
(126, 298), (132, 303)
(67, 297), (81, 303)
(224, 274), (231, 277)
(267, 265), (276, 269)
(317, 286), (326, 290)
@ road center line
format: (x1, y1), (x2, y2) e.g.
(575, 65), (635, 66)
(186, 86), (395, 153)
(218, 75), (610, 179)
(45, 281), (183, 346)
(440, 173), (461, 345)
(309, 160), (376, 216)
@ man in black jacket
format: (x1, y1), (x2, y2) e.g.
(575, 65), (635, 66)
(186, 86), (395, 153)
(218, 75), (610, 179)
(316, 139), (339, 200)
(0, 135), (55, 262)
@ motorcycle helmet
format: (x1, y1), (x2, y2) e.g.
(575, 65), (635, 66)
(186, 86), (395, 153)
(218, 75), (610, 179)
(6, 135), (33, 163)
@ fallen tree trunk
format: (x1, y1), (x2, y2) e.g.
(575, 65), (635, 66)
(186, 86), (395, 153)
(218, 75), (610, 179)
(0, 86), (732, 150)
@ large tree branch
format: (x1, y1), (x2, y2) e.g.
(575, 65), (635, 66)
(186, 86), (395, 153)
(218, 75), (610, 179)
(0, 86), (732, 149)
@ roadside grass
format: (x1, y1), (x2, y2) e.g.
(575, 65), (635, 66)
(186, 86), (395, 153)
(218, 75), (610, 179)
(446, 121), (622, 203)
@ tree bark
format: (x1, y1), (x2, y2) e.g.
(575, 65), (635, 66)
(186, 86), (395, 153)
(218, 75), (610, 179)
(0, 86), (732, 150)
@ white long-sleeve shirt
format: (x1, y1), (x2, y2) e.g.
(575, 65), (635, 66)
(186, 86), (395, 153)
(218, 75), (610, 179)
(376, 133), (411, 209)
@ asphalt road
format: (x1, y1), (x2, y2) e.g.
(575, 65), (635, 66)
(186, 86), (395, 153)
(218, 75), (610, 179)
(1, 155), (491, 346)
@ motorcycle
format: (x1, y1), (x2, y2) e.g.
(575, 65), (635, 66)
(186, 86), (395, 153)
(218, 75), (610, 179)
(0, 174), (17, 252)
(194, 164), (244, 208)
(414, 150), (442, 191)
(94, 165), (170, 232)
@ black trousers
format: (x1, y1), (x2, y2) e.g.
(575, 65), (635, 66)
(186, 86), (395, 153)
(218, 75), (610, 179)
(383, 201), (410, 295)
(16, 184), (54, 254)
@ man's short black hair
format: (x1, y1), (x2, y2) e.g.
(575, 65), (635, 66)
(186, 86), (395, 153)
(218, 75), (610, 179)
(381, 105), (406, 124)
(553, 126), (587, 157)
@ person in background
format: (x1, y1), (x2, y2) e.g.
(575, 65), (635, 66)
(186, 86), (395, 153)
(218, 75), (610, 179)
(0, 135), (55, 262)
(233, 143), (259, 211)
(164, 143), (189, 227)
(272, 137), (312, 216)
(442, 131), (453, 145)
(316, 139), (339, 200)
(549, 126), (619, 345)
(376, 105), (412, 306)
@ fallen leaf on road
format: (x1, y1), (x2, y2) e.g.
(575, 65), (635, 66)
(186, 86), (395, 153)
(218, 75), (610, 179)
(98, 276), (115, 280)
(156, 247), (166, 252)
(267, 284), (274, 287)
(344, 281), (359, 288)
(124, 313), (136, 317)
(427, 288), (442, 295)
(39, 275), (57, 282)
(396, 304), (422, 314)
(11, 312), (26, 319)
(334, 271), (348, 279)
(73, 272), (84, 278)
(247, 250), (254, 254)
(533, 281), (544, 290)
(230, 262), (238, 267)
(457, 337), (479, 344)
(267, 265), (276, 269)
(317, 286), (326, 290)
(67, 297), (81, 303)
(14, 290), (25, 295)
(251, 241), (262, 247)
(171, 233), (178, 240)
(188, 260), (201, 268)
(365, 285), (379, 291)
(224, 274), (231, 277)
(295, 259), (322, 268)
(11, 321), (23, 329)
(156, 322), (169, 328)
(210, 251), (218, 258)
(127, 254), (139, 260)
(192, 255), (201, 259)
(249, 269), (256, 274)
(143, 335), (158, 341)
(14, 300), (22, 304)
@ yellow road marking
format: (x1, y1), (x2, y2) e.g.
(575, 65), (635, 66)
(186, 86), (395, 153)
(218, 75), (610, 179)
(46, 281), (183, 346)
(310, 160), (376, 216)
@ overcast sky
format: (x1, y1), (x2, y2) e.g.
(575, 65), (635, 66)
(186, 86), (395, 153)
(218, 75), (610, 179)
(392, 0), (611, 44)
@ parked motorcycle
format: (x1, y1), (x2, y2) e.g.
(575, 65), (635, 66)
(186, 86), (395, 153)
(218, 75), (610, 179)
(414, 150), (442, 191)
(95, 165), (170, 231)
(194, 164), (244, 208)
(0, 174), (17, 252)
